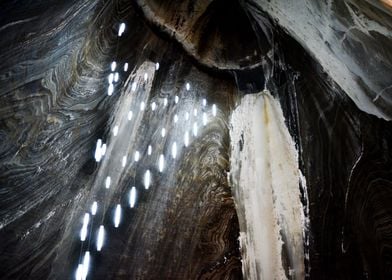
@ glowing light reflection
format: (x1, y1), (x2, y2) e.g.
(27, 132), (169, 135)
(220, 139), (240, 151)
(91, 201), (98, 216)
(134, 151), (140, 162)
(118, 23), (126, 36)
(122, 156), (127, 167)
(184, 131), (189, 147)
(155, 62), (160, 70)
(172, 142), (177, 159)
(151, 102), (156, 111)
(130, 187), (136, 208)
(131, 82), (137, 92)
(108, 83), (114, 96)
(113, 125), (119, 136)
(203, 112), (207, 126)
(105, 176), (111, 189)
(144, 170), (151, 189)
(193, 122), (198, 137)
(148, 145), (152, 155)
(175, 95), (179, 104)
(114, 204), (121, 228)
(97, 225), (104, 251)
(161, 128), (166, 138)
(114, 72), (119, 82)
(159, 154), (164, 172)
(124, 62), (128, 72)
(127, 110), (133, 121)
(186, 83), (190, 91)
(111, 61), (116, 72)
(212, 104), (217, 116)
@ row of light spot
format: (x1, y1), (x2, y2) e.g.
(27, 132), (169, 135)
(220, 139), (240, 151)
(75, 22), (218, 280)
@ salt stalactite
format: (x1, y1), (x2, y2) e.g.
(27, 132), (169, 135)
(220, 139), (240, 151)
(230, 90), (305, 279)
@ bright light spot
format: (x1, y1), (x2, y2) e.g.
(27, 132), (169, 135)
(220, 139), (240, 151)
(101, 144), (107, 156)
(144, 73), (148, 81)
(203, 112), (207, 126)
(114, 204), (121, 228)
(172, 142), (177, 159)
(161, 128), (166, 138)
(111, 61), (117, 72)
(114, 72), (119, 82)
(134, 151), (140, 162)
(175, 95), (179, 104)
(203, 98), (207, 106)
(144, 170), (151, 189)
(148, 145), (152, 155)
(151, 102), (156, 111)
(140, 101), (145, 111)
(130, 187), (136, 208)
(194, 108), (197, 117)
(82, 251), (90, 280)
(127, 110), (133, 121)
(164, 98), (168, 106)
(108, 73), (114, 84)
(122, 156), (127, 167)
(193, 122), (198, 137)
(186, 82), (190, 91)
(185, 112), (189, 121)
(97, 226), (104, 251)
(108, 83), (114, 96)
(155, 62), (160, 70)
(124, 62), (128, 72)
(132, 82), (137, 92)
(83, 213), (90, 228)
(212, 104), (217, 116)
(174, 114), (178, 123)
(94, 139), (102, 162)
(75, 264), (83, 280)
(91, 201), (98, 216)
(80, 213), (90, 242)
(184, 131), (189, 147)
(118, 23), (126, 36)
(113, 125), (119, 136)
(158, 154), (165, 173)
(105, 176), (111, 189)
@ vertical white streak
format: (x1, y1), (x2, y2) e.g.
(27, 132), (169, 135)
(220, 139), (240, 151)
(140, 101), (145, 111)
(155, 62), (160, 70)
(144, 73), (148, 81)
(158, 154), (165, 173)
(185, 112), (189, 121)
(164, 98), (168, 106)
(91, 201), (98, 216)
(113, 125), (119, 136)
(75, 264), (83, 280)
(175, 95), (179, 104)
(134, 151), (140, 162)
(144, 170), (151, 189)
(108, 83), (114, 96)
(129, 187), (137, 208)
(114, 72), (119, 82)
(97, 226), (104, 251)
(131, 82), (137, 92)
(114, 204), (121, 228)
(186, 82), (190, 91)
(202, 98), (207, 106)
(194, 109), (197, 117)
(203, 112), (207, 126)
(118, 23), (126, 36)
(82, 251), (90, 280)
(171, 142), (177, 159)
(94, 139), (102, 162)
(111, 61), (116, 72)
(108, 73), (114, 84)
(127, 110), (133, 121)
(148, 145), (152, 155)
(230, 91), (305, 279)
(101, 144), (107, 156)
(105, 176), (111, 189)
(193, 122), (198, 137)
(212, 104), (217, 117)
(161, 128), (166, 138)
(151, 102), (156, 111)
(124, 62), (128, 72)
(122, 156), (127, 167)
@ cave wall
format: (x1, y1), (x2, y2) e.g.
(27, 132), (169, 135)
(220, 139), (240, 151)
(0, 0), (391, 279)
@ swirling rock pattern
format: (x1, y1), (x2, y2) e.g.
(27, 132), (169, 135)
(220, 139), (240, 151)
(0, 1), (241, 279)
(1, 0), (392, 279)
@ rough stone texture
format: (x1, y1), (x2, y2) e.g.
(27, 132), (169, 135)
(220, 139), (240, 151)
(0, 0), (391, 279)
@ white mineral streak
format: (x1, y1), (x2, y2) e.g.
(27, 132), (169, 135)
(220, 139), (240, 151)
(249, 0), (391, 120)
(230, 90), (305, 279)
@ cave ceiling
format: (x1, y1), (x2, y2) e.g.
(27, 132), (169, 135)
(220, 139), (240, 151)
(0, 0), (391, 279)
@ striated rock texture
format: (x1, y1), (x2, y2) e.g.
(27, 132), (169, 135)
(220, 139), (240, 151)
(0, 0), (392, 279)
(230, 91), (306, 279)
